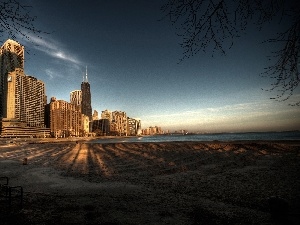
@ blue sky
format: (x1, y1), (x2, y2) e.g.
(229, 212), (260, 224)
(8, 0), (300, 132)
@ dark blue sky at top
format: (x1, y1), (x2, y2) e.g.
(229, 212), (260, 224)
(9, 0), (300, 132)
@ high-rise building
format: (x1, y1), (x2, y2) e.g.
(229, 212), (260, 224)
(127, 117), (141, 136)
(0, 39), (46, 127)
(6, 68), (46, 127)
(81, 66), (92, 121)
(70, 90), (82, 106)
(0, 39), (24, 118)
(0, 39), (50, 137)
(111, 111), (127, 136)
(49, 97), (82, 137)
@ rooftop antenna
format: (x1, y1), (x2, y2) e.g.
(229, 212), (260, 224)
(85, 66), (88, 82)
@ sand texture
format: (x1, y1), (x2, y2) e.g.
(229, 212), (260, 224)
(0, 140), (300, 224)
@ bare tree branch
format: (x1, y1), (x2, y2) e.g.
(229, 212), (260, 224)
(0, 0), (47, 45)
(161, 0), (300, 105)
(262, 15), (300, 105)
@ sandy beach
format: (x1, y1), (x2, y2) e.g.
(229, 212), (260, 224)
(1, 140), (300, 224)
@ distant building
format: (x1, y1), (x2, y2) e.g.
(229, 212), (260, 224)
(81, 67), (92, 121)
(101, 109), (112, 121)
(155, 126), (163, 134)
(92, 119), (110, 135)
(143, 127), (151, 135)
(142, 126), (162, 135)
(111, 111), (127, 136)
(49, 97), (82, 137)
(92, 110), (99, 120)
(137, 120), (142, 135)
(70, 90), (82, 106)
(127, 117), (141, 136)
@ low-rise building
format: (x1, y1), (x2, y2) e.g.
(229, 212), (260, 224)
(101, 109), (112, 121)
(92, 110), (99, 120)
(92, 119), (110, 135)
(0, 118), (50, 138)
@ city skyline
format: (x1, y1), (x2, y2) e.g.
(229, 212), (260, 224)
(0, 39), (144, 137)
(6, 0), (300, 133)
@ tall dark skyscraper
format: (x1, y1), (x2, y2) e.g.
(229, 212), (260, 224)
(81, 66), (92, 121)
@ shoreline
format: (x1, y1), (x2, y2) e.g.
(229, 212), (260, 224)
(1, 135), (299, 145)
(1, 130), (299, 145)
(0, 135), (129, 144)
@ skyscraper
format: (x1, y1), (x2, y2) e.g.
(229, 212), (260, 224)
(0, 39), (24, 118)
(7, 68), (46, 127)
(0, 39), (45, 127)
(49, 97), (82, 137)
(81, 66), (92, 121)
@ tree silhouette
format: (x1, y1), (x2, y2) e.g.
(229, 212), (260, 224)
(0, 0), (45, 46)
(161, 0), (300, 105)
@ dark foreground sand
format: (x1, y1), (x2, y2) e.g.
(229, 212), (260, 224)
(0, 140), (300, 225)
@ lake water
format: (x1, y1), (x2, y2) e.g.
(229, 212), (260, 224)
(90, 131), (300, 144)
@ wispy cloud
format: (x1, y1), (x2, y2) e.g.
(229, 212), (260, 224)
(45, 68), (64, 80)
(144, 100), (300, 130)
(45, 69), (54, 79)
(148, 102), (260, 119)
(23, 34), (81, 65)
